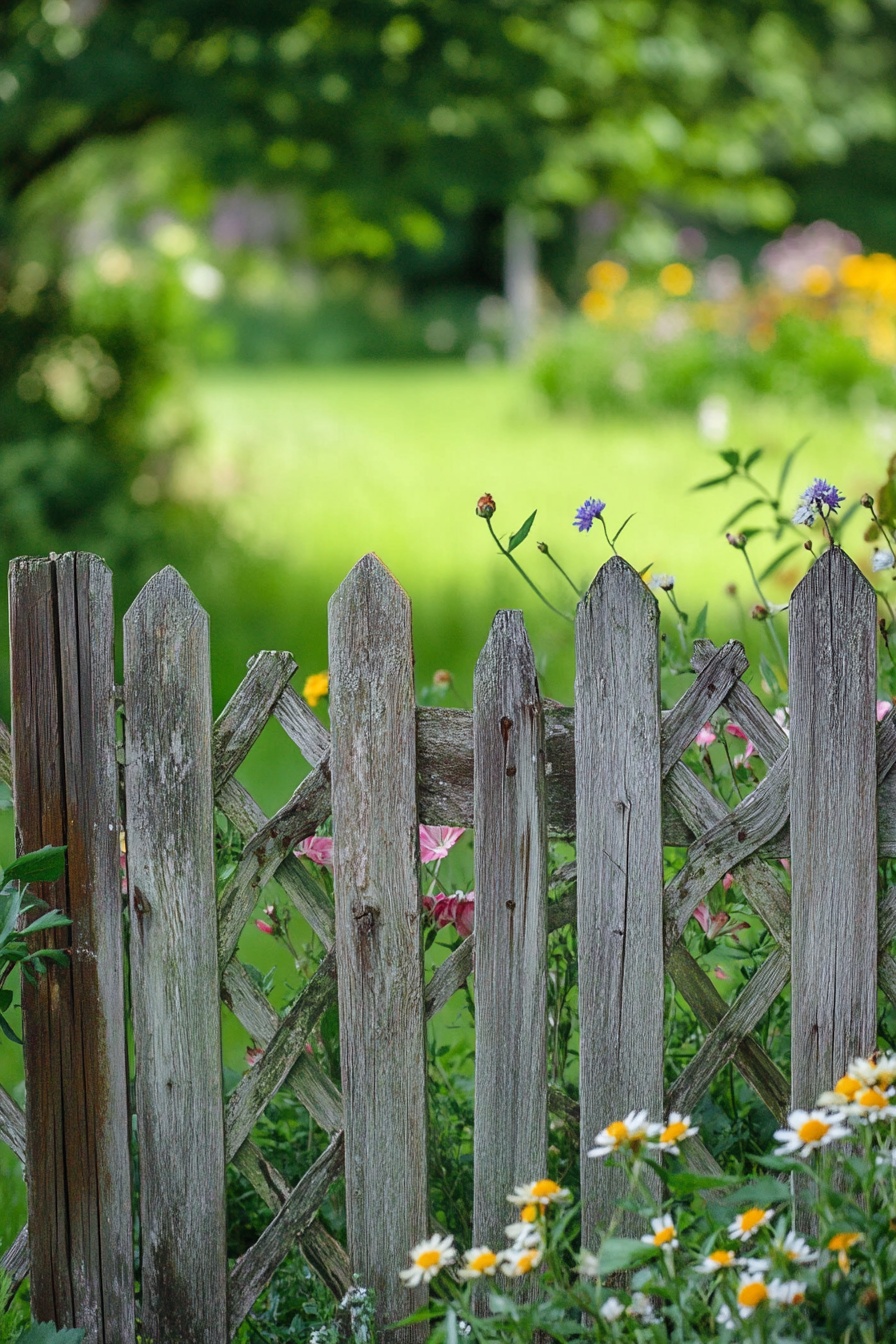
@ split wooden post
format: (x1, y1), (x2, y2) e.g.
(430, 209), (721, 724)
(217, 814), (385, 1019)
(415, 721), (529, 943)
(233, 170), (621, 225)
(472, 610), (547, 1271)
(789, 547), (878, 1108)
(329, 554), (429, 1340)
(575, 557), (665, 1247)
(10, 553), (134, 1343)
(124, 568), (227, 1344)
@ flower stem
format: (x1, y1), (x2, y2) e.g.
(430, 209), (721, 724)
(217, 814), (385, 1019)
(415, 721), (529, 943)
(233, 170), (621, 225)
(540, 545), (584, 600)
(486, 518), (573, 621)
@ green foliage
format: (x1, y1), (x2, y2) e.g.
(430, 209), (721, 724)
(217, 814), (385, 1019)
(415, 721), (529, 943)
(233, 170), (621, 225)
(0, 845), (68, 1044)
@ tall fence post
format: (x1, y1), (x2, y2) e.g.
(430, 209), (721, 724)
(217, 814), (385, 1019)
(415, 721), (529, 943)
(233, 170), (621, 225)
(329, 554), (428, 1340)
(575, 557), (664, 1247)
(789, 547), (878, 1108)
(472, 610), (547, 1271)
(123, 567), (227, 1344)
(9, 552), (134, 1342)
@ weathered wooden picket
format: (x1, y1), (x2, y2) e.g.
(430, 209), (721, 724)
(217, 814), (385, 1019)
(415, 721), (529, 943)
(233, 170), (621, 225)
(0, 544), (893, 1343)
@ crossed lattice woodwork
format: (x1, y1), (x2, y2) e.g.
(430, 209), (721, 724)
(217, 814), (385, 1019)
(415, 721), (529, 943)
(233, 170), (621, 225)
(3, 630), (896, 1326)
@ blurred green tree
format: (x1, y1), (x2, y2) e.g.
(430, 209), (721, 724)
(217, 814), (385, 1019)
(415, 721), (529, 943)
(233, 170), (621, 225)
(2, 0), (896, 560)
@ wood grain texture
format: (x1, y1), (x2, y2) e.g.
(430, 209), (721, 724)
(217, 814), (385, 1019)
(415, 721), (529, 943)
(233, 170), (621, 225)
(228, 1132), (345, 1336)
(11, 553), (134, 1342)
(0, 1082), (25, 1163)
(575, 558), (664, 1246)
(328, 554), (428, 1340)
(0, 1224), (29, 1301)
(789, 549), (878, 1109)
(472, 611), (547, 1271)
(123, 567), (227, 1344)
(273, 683), (331, 767)
(0, 717), (11, 787)
(660, 641), (749, 775)
(690, 640), (788, 764)
(213, 651), (296, 791)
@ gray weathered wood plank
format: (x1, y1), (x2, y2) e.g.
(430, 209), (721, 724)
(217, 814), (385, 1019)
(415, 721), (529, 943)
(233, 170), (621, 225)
(789, 548), (878, 1108)
(124, 567), (227, 1344)
(575, 558), (664, 1246)
(660, 641), (749, 775)
(213, 651), (296, 791)
(329, 554), (428, 1340)
(11, 553), (134, 1342)
(273, 683), (331, 767)
(472, 611), (547, 1273)
(0, 1224), (29, 1302)
(228, 1132), (345, 1336)
(0, 717), (10, 787)
(0, 1083), (25, 1164)
(690, 640), (788, 764)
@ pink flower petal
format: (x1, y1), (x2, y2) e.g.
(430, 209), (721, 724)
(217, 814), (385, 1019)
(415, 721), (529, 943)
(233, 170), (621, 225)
(694, 723), (716, 747)
(419, 825), (465, 863)
(712, 965), (731, 981)
(692, 901), (711, 934)
(722, 872), (734, 891)
(878, 699), (893, 721)
(295, 836), (334, 870)
(255, 920), (274, 935)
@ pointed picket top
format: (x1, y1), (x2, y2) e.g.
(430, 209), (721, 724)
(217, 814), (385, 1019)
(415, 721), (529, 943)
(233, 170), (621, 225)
(329, 551), (410, 626)
(790, 541), (874, 610)
(125, 563), (208, 628)
(475, 608), (538, 696)
(579, 552), (657, 613)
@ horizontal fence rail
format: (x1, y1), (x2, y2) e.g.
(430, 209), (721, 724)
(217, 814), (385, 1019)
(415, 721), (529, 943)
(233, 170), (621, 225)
(0, 546), (892, 1340)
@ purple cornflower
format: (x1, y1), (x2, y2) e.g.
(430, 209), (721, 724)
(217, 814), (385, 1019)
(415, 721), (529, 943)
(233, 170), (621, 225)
(792, 478), (844, 526)
(574, 498), (606, 532)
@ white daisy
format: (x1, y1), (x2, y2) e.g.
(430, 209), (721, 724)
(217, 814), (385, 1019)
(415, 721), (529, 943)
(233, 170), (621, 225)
(504, 1221), (543, 1249)
(457, 1247), (498, 1280)
(587, 1109), (658, 1158)
(649, 1111), (699, 1154)
(873, 549), (895, 572)
(735, 1272), (769, 1318)
(776, 1231), (817, 1265)
(628, 1292), (660, 1324)
(599, 1296), (625, 1321)
(696, 1248), (739, 1273)
(773, 1109), (851, 1157)
(507, 1178), (570, 1207)
(399, 1234), (456, 1287)
(716, 1303), (735, 1330)
(640, 1214), (678, 1250)
(497, 1244), (543, 1277)
(728, 1207), (774, 1241)
(768, 1278), (807, 1306)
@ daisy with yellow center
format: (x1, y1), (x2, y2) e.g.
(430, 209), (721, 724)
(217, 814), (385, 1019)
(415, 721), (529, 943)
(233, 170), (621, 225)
(736, 1272), (769, 1317)
(507, 1179), (570, 1208)
(817, 1073), (863, 1106)
(498, 1244), (543, 1277)
(504, 1220), (543, 1249)
(828, 1231), (862, 1273)
(696, 1247), (738, 1273)
(302, 671), (330, 708)
(399, 1234), (456, 1287)
(843, 1086), (896, 1121)
(640, 1214), (678, 1250)
(649, 1111), (698, 1154)
(587, 1110), (658, 1159)
(458, 1247), (498, 1280)
(773, 1108), (851, 1157)
(728, 1207), (774, 1241)
(776, 1231), (817, 1265)
(768, 1278), (806, 1306)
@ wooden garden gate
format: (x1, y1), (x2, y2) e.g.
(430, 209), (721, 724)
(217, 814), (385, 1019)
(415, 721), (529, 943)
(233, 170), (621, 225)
(0, 545), (892, 1343)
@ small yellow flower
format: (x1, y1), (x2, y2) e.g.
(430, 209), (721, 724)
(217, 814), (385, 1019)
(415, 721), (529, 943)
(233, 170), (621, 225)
(458, 1247), (498, 1280)
(729, 1207), (774, 1241)
(302, 671), (330, 708)
(498, 1244), (543, 1277)
(641, 1214), (678, 1249)
(586, 259), (629, 294)
(659, 262), (694, 297)
(828, 1231), (862, 1273)
(650, 1112), (698, 1154)
(588, 1109), (658, 1158)
(697, 1248), (738, 1273)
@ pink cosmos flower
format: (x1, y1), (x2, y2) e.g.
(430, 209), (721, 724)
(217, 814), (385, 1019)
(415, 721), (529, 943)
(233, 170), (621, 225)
(722, 872), (734, 891)
(295, 836), (334, 870)
(725, 722), (756, 766)
(692, 901), (750, 941)
(694, 723), (716, 747)
(712, 966), (732, 981)
(255, 919), (275, 935)
(419, 826), (466, 863)
(878, 700), (893, 721)
(422, 890), (475, 939)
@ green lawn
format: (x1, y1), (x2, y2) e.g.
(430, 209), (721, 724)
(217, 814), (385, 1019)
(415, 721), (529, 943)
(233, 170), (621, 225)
(0, 359), (890, 1255)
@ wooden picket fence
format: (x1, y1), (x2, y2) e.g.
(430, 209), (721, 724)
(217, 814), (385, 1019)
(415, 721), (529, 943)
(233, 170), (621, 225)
(0, 545), (893, 1344)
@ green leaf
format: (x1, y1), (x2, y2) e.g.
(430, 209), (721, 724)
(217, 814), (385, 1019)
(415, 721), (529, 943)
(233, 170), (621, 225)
(0, 1011), (22, 1045)
(0, 989), (11, 1010)
(508, 510), (536, 552)
(743, 447), (763, 470)
(777, 436), (809, 497)
(707, 1176), (789, 1221)
(0, 886), (22, 947)
(722, 498), (766, 531)
(611, 512), (635, 545)
(757, 543), (802, 583)
(22, 910), (71, 937)
(595, 1237), (657, 1275)
(692, 603), (708, 640)
(16, 1326), (86, 1344)
(664, 1170), (741, 1196)
(720, 449), (740, 468)
(4, 846), (67, 885)
(691, 472), (736, 492)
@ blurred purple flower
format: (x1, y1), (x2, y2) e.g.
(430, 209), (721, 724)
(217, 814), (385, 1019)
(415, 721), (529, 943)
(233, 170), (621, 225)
(574, 498), (606, 532)
(792, 478), (844, 525)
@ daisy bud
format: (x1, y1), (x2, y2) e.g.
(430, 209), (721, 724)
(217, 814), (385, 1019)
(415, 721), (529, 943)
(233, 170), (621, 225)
(751, 604), (768, 620)
(862, 493), (875, 509)
(476, 494), (496, 519)
(726, 532), (746, 549)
